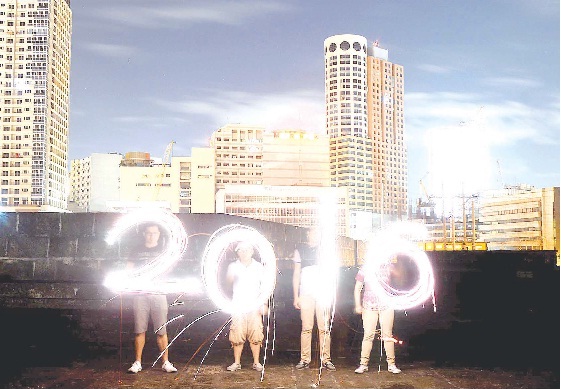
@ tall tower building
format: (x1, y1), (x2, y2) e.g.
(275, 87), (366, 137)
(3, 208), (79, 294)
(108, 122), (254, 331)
(0, 0), (72, 211)
(324, 34), (407, 232)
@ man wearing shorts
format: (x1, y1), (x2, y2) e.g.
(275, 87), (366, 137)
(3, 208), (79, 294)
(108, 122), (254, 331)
(127, 223), (177, 374)
(225, 241), (265, 372)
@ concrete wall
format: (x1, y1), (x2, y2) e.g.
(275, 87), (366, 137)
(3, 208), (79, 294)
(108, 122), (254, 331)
(0, 212), (558, 375)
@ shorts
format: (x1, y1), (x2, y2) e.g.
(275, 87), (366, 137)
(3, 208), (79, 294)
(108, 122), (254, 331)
(133, 294), (169, 336)
(229, 311), (264, 346)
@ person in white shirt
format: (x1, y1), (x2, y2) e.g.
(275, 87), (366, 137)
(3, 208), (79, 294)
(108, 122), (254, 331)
(225, 241), (266, 372)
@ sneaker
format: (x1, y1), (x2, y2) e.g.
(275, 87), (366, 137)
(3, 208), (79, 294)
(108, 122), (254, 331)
(388, 364), (401, 374)
(252, 362), (263, 372)
(322, 361), (336, 371)
(295, 360), (310, 370)
(161, 360), (177, 373)
(128, 361), (142, 374)
(226, 362), (241, 371)
(354, 364), (369, 374)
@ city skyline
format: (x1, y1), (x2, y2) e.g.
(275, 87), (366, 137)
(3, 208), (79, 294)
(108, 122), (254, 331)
(69, 0), (560, 203)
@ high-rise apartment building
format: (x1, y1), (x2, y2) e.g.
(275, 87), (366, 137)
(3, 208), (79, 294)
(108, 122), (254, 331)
(0, 0), (72, 211)
(324, 34), (407, 231)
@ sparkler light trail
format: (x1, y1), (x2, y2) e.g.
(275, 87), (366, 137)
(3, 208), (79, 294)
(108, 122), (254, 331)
(363, 222), (436, 311)
(102, 208), (194, 294)
(201, 224), (277, 314)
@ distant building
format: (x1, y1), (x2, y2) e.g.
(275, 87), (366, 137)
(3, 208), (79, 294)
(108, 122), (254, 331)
(69, 153), (122, 212)
(478, 185), (560, 256)
(216, 184), (348, 236)
(69, 150), (215, 213)
(324, 34), (407, 234)
(0, 0), (72, 211)
(210, 124), (264, 190)
(261, 129), (330, 187)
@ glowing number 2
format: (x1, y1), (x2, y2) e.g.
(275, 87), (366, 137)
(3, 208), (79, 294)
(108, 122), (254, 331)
(103, 208), (188, 294)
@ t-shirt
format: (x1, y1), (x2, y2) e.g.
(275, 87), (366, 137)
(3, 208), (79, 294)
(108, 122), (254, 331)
(227, 258), (264, 305)
(294, 243), (321, 298)
(355, 265), (391, 310)
(128, 244), (162, 268)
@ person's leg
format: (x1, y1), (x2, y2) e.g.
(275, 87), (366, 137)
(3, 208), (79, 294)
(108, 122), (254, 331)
(359, 309), (379, 366)
(247, 311), (264, 365)
(156, 334), (169, 361)
(250, 342), (261, 365)
(315, 301), (332, 363)
(379, 308), (396, 365)
(228, 315), (246, 368)
(299, 294), (315, 363)
(151, 295), (170, 362)
(134, 332), (146, 362)
(132, 295), (150, 363)
(233, 343), (244, 364)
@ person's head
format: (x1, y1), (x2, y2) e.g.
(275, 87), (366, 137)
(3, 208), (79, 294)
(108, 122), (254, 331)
(306, 226), (321, 247)
(235, 241), (254, 263)
(142, 223), (161, 248)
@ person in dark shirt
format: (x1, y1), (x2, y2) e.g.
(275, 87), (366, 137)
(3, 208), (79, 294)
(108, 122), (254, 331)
(127, 223), (177, 374)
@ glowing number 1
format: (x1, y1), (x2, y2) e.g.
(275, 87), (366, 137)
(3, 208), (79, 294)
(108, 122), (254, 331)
(103, 208), (188, 294)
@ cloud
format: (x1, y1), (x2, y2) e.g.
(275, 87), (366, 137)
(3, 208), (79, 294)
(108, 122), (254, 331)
(83, 43), (137, 59)
(416, 64), (453, 74)
(154, 88), (325, 133)
(95, 1), (293, 29)
(405, 91), (559, 197)
(483, 76), (542, 88)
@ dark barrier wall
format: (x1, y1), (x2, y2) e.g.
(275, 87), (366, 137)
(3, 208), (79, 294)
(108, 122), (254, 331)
(0, 212), (558, 378)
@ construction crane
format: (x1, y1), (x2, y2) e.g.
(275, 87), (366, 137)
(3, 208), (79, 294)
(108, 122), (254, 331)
(153, 141), (175, 202)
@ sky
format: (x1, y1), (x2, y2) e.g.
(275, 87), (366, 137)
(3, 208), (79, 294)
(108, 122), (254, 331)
(68, 0), (560, 204)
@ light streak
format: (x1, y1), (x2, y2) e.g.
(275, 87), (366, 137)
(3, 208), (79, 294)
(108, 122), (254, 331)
(102, 208), (196, 294)
(201, 224), (277, 314)
(194, 317), (232, 380)
(152, 309), (222, 367)
(363, 222), (436, 311)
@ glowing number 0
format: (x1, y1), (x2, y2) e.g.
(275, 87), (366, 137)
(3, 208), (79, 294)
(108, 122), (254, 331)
(103, 208), (188, 294)
(365, 229), (436, 311)
(201, 224), (277, 314)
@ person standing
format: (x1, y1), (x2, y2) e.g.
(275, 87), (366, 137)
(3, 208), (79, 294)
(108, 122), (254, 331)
(225, 241), (266, 372)
(292, 227), (336, 371)
(353, 262), (401, 374)
(127, 223), (177, 374)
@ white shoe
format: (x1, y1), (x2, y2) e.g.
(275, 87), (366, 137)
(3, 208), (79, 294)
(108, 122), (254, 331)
(128, 361), (142, 374)
(162, 360), (177, 373)
(388, 364), (401, 374)
(354, 364), (368, 374)
(226, 362), (241, 371)
(252, 362), (263, 372)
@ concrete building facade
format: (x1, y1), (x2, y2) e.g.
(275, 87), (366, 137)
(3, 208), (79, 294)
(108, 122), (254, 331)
(216, 184), (348, 236)
(0, 0), (72, 211)
(478, 185), (560, 257)
(69, 153), (122, 212)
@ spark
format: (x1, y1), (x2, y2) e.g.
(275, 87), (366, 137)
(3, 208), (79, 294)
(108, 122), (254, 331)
(193, 317), (232, 380)
(152, 309), (222, 367)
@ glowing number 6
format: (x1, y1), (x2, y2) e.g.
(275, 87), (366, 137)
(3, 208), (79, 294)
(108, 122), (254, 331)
(103, 208), (188, 294)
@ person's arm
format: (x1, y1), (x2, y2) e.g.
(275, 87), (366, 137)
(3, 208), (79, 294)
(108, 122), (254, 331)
(292, 249), (302, 310)
(354, 280), (364, 314)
